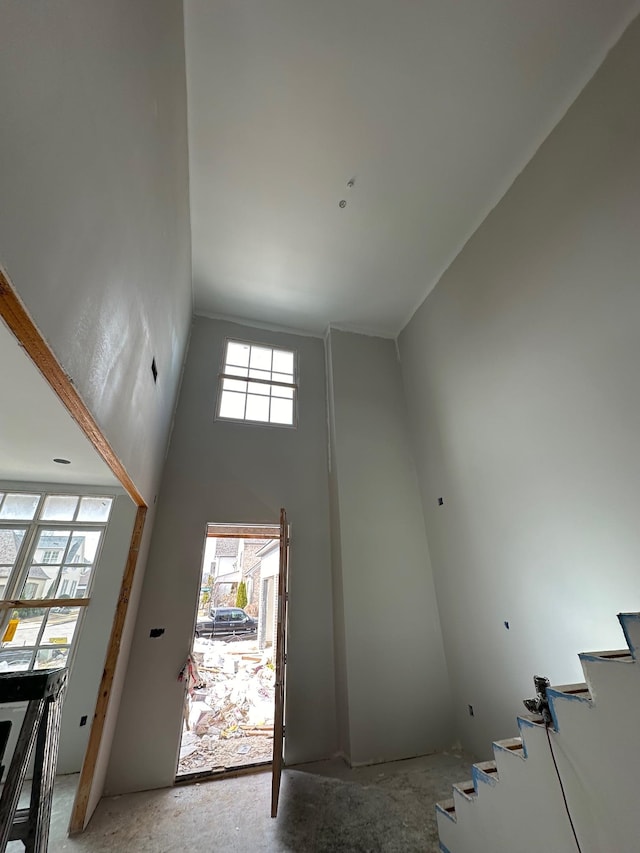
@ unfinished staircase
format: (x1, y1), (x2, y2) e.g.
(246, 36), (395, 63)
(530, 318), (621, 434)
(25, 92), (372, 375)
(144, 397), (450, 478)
(436, 612), (640, 853)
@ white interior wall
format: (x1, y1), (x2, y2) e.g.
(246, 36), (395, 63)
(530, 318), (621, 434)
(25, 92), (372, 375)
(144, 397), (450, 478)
(85, 517), (156, 824)
(325, 335), (351, 760)
(0, 0), (192, 815)
(105, 316), (336, 794)
(399, 13), (640, 760)
(0, 0), (192, 504)
(327, 329), (453, 765)
(57, 492), (137, 774)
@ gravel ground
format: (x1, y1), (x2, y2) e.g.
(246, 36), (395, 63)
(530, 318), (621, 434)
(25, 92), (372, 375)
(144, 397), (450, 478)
(178, 732), (273, 775)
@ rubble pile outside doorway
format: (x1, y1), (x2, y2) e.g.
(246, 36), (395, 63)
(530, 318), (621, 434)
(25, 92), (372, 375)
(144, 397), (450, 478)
(178, 636), (275, 775)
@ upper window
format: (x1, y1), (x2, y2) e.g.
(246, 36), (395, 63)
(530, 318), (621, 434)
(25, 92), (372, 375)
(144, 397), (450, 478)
(217, 340), (297, 427)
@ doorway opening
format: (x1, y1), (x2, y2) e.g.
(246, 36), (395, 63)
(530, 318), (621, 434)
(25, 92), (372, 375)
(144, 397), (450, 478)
(176, 522), (281, 781)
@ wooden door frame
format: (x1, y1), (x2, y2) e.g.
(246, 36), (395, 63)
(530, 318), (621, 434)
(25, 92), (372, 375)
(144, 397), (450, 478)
(271, 507), (289, 818)
(0, 268), (148, 834)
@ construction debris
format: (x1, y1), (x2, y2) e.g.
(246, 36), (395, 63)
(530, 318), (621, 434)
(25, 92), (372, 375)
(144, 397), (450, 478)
(177, 636), (275, 776)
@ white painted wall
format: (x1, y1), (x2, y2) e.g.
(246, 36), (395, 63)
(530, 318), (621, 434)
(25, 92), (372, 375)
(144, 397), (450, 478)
(0, 0), (192, 817)
(399, 14), (640, 760)
(0, 0), (192, 504)
(105, 316), (336, 793)
(260, 546), (279, 581)
(327, 329), (452, 766)
(326, 335), (351, 760)
(57, 492), (137, 775)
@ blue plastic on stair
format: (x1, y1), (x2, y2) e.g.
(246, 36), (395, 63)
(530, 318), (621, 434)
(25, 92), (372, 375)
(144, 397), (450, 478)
(471, 763), (498, 788)
(545, 686), (593, 733)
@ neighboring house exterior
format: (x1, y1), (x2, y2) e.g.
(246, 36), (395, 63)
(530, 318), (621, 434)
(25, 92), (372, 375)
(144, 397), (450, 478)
(210, 538), (240, 607)
(33, 532), (84, 566)
(0, 529), (90, 600)
(20, 564), (49, 600)
(0, 529), (21, 598)
(31, 533), (87, 599)
(256, 540), (279, 651)
(239, 540), (268, 616)
(198, 536), (277, 614)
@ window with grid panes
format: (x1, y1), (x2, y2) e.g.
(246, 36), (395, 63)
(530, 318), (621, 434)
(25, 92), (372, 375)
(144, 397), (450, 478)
(0, 490), (113, 673)
(217, 340), (297, 426)
(41, 550), (60, 564)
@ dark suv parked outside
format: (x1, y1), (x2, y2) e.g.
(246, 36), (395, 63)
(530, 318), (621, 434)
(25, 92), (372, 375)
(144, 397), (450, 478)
(195, 607), (257, 638)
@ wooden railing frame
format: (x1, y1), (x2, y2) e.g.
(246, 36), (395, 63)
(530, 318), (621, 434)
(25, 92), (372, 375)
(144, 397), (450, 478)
(0, 599), (91, 611)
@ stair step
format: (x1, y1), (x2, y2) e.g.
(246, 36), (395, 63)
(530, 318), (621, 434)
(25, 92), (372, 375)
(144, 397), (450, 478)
(619, 612), (640, 660)
(475, 760), (498, 773)
(452, 779), (477, 801)
(547, 683), (593, 700)
(546, 680), (594, 731)
(549, 681), (592, 700)
(493, 736), (525, 760)
(494, 736), (524, 752)
(518, 713), (546, 728)
(435, 798), (457, 823)
(580, 648), (633, 661)
(472, 759), (499, 788)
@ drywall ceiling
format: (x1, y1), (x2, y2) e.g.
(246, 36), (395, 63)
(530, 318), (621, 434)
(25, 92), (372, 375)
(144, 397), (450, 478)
(185, 0), (640, 336)
(0, 318), (118, 487)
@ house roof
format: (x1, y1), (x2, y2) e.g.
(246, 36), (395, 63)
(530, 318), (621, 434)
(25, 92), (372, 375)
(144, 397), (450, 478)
(0, 529), (21, 565)
(26, 564), (52, 581)
(255, 539), (279, 559)
(214, 539), (239, 558)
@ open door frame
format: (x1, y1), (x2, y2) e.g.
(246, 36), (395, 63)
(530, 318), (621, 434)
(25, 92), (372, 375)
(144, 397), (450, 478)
(271, 507), (289, 818)
(0, 268), (148, 834)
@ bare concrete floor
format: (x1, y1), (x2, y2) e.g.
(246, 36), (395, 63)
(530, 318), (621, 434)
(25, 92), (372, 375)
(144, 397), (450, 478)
(27, 750), (473, 852)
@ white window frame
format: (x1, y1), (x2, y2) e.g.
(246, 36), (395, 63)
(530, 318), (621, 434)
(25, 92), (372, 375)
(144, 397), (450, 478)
(0, 489), (114, 673)
(215, 337), (298, 429)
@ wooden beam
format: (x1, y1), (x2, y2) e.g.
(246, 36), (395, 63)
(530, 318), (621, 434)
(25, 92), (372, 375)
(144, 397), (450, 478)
(0, 269), (144, 507)
(207, 525), (279, 539)
(0, 599), (90, 611)
(271, 508), (289, 818)
(68, 504), (146, 834)
(0, 267), (148, 835)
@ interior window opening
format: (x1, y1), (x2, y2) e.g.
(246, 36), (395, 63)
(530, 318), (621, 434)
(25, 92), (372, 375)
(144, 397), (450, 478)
(216, 339), (297, 427)
(0, 491), (114, 674)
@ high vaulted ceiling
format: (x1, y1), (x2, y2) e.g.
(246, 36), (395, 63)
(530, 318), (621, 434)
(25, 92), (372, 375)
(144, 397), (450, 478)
(185, 0), (640, 337)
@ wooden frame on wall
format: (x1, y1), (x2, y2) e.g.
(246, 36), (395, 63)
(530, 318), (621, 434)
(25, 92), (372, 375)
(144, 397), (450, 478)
(0, 267), (148, 834)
